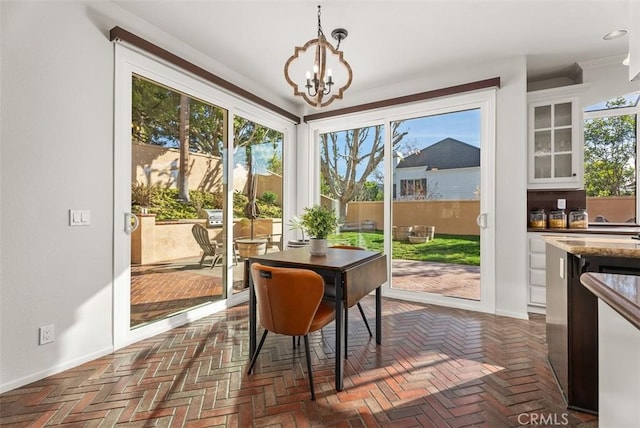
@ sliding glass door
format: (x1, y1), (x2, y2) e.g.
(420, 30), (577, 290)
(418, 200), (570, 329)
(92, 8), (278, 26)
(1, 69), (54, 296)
(114, 45), (293, 348)
(311, 90), (495, 313)
(391, 109), (482, 302)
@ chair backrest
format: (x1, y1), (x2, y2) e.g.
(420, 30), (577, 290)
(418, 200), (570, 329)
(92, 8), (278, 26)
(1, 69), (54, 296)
(192, 224), (213, 249)
(331, 245), (365, 251)
(250, 263), (325, 336)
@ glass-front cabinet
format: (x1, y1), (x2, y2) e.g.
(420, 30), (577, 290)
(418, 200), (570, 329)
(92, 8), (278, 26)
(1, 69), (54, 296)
(528, 85), (584, 189)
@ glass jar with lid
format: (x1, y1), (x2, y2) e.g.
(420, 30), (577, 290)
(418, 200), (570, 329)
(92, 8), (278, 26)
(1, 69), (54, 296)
(529, 209), (547, 229)
(548, 209), (567, 229)
(569, 208), (588, 229)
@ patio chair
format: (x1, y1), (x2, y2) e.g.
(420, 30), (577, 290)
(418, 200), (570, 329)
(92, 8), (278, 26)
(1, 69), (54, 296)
(191, 224), (223, 268)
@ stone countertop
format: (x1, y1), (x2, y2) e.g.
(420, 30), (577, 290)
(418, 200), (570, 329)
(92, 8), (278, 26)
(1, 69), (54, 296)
(580, 272), (640, 330)
(542, 235), (640, 258)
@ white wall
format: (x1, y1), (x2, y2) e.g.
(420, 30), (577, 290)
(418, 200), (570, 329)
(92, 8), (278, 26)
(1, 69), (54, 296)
(580, 57), (640, 108)
(1, 2), (115, 391)
(394, 166), (480, 200)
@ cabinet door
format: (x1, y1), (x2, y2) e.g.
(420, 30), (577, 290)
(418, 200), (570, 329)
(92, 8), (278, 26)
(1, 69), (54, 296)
(528, 86), (584, 189)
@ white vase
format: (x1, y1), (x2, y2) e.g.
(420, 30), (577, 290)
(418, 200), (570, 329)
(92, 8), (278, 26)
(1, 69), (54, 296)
(309, 238), (328, 256)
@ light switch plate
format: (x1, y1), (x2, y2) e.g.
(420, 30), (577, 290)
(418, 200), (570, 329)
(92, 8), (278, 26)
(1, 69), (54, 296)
(557, 199), (566, 210)
(69, 209), (91, 226)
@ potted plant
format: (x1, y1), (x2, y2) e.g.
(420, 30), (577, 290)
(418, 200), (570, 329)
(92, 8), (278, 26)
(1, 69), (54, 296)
(286, 216), (309, 248)
(300, 205), (338, 256)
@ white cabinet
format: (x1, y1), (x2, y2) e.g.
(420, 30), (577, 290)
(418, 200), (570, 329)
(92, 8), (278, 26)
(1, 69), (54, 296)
(526, 232), (626, 313)
(527, 85), (585, 189)
(528, 233), (547, 311)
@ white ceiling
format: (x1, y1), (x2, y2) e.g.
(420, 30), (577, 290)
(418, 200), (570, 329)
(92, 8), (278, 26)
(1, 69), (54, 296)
(114, 0), (631, 110)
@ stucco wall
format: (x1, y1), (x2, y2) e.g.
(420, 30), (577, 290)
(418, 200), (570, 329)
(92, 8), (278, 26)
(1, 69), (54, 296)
(345, 201), (481, 236)
(132, 142), (223, 192)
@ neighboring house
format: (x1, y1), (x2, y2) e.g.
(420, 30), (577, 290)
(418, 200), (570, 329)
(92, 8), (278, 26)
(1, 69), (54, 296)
(393, 138), (480, 200)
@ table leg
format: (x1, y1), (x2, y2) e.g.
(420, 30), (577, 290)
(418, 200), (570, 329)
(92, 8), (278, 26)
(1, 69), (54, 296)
(376, 287), (382, 345)
(334, 271), (345, 391)
(248, 260), (256, 357)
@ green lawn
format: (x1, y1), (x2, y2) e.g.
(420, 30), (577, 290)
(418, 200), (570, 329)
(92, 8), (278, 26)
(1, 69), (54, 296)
(330, 231), (480, 266)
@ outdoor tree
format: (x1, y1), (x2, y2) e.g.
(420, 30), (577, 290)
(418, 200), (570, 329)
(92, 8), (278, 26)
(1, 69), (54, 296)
(178, 94), (190, 201)
(584, 97), (636, 197)
(131, 76), (225, 198)
(320, 122), (408, 219)
(234, 117), (282, 213)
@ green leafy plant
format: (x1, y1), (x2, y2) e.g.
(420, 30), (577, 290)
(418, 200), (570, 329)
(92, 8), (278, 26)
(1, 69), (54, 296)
(287, 216), (307, 241)
(300, 205), (338, 239)
(260, 191), (277, 204)
(131, 181), (157, 208)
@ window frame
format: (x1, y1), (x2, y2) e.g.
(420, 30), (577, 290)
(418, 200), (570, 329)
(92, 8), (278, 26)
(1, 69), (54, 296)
(583, 104), (639, 226)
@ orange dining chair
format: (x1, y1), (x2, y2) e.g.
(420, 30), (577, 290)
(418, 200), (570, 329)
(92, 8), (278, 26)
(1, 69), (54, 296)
(247, 263), (335, 400)
(325, 245), (373, 354)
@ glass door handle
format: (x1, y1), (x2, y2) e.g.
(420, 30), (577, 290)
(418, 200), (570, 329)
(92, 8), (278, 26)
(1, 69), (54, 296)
(124, 212), (139, 234)
(476, 213), (488, 229)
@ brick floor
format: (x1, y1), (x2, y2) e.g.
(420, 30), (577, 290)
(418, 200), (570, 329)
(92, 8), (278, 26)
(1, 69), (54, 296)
(130, 258), (481, 327)
(391, 261), (480, 301)
(0, 298), (597, 427)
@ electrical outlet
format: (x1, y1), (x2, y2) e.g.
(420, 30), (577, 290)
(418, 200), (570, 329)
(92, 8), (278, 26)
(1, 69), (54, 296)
(39, 324), (54, 345)
(557, 199), (566, 210)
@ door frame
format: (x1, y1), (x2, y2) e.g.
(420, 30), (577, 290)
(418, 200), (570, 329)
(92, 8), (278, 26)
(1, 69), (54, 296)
(113, 44), (296, 349)
(306, 89), (496, 314)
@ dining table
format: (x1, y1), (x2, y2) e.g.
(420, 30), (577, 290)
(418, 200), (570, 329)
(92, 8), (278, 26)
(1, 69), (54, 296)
(247, 246), (388, 391)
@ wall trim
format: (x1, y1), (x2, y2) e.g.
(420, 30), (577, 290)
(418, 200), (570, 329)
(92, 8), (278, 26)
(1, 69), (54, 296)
(303, 77), (500, 122)
(109, 26), (301, 124)
(0, 347), (113, 394)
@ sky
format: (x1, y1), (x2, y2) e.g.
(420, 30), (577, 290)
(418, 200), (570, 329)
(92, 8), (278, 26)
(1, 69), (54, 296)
(233, 108), (482, 179)
(396, 108), (481, 154)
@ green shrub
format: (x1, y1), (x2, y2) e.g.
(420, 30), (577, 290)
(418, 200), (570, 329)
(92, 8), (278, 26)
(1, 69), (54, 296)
(261, 191), (277, 204)
(131, 181), (157, 208)
(133, 186), (281, 221)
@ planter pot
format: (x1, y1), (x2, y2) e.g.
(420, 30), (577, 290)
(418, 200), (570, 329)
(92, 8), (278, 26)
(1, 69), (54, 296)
(236, 239), (268, 257)
(309, 238), (328, 256)
(392, 225), (412, 242)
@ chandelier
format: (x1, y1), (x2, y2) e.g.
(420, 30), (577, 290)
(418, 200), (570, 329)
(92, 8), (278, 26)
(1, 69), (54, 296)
(284, 5), (353, 108)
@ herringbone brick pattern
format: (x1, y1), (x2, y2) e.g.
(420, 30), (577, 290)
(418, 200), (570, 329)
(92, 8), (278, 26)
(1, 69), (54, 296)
(0, 298), (598, 427)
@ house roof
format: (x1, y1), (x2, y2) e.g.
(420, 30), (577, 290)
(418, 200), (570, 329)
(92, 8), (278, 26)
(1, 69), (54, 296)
(396, 138), (480, 170)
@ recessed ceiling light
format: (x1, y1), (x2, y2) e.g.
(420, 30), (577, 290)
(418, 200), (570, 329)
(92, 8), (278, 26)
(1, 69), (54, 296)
(603, 29), (627, 40)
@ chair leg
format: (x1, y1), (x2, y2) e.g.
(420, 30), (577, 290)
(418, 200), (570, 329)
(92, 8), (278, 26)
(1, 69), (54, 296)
(357, 302), (373, 337)
(303, 335), (315, 401)
(210, 254), (221, 269)
(292, 336), (302, 349)
(199, 253), (206, 268)
(247, 330), (268, 374)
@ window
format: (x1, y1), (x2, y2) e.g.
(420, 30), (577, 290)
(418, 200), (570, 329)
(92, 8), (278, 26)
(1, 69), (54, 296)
(399, 178), (427, 199)
(584, 94), (638, 224)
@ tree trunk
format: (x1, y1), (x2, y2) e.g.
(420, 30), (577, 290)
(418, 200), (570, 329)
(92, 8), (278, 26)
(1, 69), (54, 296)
(178, 94), (190, 202)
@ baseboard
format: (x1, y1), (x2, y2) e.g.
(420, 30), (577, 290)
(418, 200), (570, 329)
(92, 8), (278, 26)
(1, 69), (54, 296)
(527, 305), (546, 315)
(0, 346), (113, 395)
(495, 309), (529, 320)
